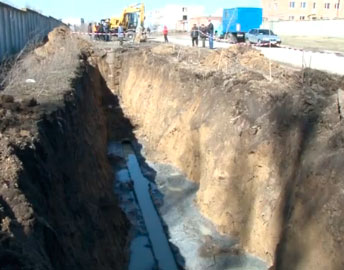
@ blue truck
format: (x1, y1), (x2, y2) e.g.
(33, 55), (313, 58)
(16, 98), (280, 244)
(218, 7), (263, 43)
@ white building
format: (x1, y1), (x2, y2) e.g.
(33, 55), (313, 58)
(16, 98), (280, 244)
(146, 5), (205, 31)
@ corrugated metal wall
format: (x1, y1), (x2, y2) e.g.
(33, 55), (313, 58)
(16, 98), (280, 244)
(0, 2), (62, 61)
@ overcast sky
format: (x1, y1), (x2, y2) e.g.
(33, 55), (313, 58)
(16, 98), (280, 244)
(2, 0), (261, 22)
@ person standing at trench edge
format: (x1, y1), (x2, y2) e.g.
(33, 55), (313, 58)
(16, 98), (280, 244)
(191, 24), (199, 47)
(200, 24), (207, 48)
(118, 23), (124, 46)
(207, 19), (214, 49)
(163, 25), (169, 42)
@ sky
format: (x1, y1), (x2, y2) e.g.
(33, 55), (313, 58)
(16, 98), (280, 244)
(2, 0), (261, 23)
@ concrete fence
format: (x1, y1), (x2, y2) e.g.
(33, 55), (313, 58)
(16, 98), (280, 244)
(0, 2), (63, 61)
(261, 19), (344, 37)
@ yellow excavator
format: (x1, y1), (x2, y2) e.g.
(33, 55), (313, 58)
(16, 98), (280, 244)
(110, 3), (146, 41)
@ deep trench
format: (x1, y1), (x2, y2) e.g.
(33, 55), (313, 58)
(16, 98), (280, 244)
(2, 35), (344, 270)
(2, 55), (267, 270)
(90, 60), (266, 269)
(93, 54), (267, 270)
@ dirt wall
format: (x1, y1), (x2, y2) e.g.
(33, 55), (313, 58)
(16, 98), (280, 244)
(0, 29), (128, 270)
(98, 45), (344, 270)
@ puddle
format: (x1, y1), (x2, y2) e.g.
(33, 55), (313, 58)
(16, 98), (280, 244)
(108, 141), (178, 270)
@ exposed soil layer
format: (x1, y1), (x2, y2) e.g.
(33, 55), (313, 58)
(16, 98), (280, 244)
(97, 43), (344, 270)
(2, 27), (344, 270)
(0, 27), (128, 270)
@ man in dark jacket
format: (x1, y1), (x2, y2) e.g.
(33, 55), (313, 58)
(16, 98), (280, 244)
(208, 20), (214, 49)
(88, 23), (92, 39)
(98, 22), (104, 41)
(199, 24), (207, 48)
(191, 24), (199, 47)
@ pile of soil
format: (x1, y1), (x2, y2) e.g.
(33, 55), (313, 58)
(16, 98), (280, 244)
(35, 26), (91, 58)
(202, 45), (280, 74)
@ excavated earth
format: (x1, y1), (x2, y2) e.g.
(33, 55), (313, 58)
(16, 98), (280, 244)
(1, 27), (344, 270)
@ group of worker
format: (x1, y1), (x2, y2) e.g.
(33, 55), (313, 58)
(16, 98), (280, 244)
(87, 20), (124, 44)
(162, 20), (215, 49)
(88, 20), (111, 41)
(190, 20), (214, 49)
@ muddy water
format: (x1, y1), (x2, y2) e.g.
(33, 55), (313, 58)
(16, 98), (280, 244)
(125, 145), (178, 270)
(108, 141), (178, 270)
(108, 141), (267, 270)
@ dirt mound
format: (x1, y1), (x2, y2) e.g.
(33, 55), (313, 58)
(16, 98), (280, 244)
(35, 26), (91, 58)
(202, 45), (279, 74)
(35, 26), (70, 57)
(4, 26), (91, 107)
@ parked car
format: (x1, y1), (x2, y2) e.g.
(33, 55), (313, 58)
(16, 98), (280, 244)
(245, 29), (281, 46)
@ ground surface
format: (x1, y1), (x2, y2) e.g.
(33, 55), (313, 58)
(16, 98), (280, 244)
(149, 34), (344, 76)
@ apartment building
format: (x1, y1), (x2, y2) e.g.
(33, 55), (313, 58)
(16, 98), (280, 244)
(146, 5), (205, 31)
(262, 0), (344, 20)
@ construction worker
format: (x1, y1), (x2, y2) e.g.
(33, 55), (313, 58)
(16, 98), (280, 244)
(92, 23), (97, 40)
(191, 24), (199, 47)
(200, 24), (207, 48)
(106, 19), (111, 41)
(118, 23), (124, 46)
(103, 19), (110, 41)
(94, 23), (100, 40)
(88, 23), (92, 39)
(100, 21), (105, 41)
(208, 19), (214, 49)
(163, 26), (168, 42)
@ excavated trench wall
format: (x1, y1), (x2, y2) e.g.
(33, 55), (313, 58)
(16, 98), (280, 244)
(0, 59), (128, 269)
(97, 48), (344, 270)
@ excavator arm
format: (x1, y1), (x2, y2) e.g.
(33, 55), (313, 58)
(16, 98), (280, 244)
(109, 3), (146, 42)
(117, 3), (145, 30)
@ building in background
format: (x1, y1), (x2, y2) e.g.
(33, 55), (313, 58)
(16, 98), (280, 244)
(146, 5), (205, 31)
(262, 0), (344, 21)
(189, 16), (222, 29)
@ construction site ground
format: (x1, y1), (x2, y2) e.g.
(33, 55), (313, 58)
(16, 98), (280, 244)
(0, 27), (344, 270)
(148, 33), (344, 76)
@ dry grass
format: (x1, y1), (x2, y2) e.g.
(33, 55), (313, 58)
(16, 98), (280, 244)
(281, 35), (344, 53)
(2, 29), (83, 103)
(0, 40), (38, 90)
